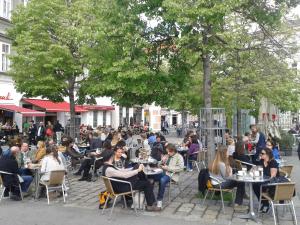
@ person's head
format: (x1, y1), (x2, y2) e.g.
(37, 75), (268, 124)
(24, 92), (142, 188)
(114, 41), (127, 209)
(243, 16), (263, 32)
(10, 146), (20, 156)
(156, 135), (161, 143)
(191, 135), (198, 144)
(39, 121), (44, 126)
(20, 143), (29, 153)
(103, 141), (112, 151)
(210, 145), (229, 175)
(93, 132), (98, 138)
(250, 124), (257, 133)
(114, 145), (123, 159)
(46, 139), (55, 146)
(37, 141), (46, 149)
(260, 147), (274, 162)
(235, 141), (245, 156)
(102, 150), (115, 164)
(127, 131), (133, 137)
(47, 121), (51, 125)
(141, 133), (147, 140)
(227, 138), (234, 146)
(166, 143), (177, 156)
(46, 144), (61, 164)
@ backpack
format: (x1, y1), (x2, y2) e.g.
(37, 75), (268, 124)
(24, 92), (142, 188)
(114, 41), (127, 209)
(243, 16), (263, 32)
(98, 191), (111, 209)
(198, 168), (211, 195)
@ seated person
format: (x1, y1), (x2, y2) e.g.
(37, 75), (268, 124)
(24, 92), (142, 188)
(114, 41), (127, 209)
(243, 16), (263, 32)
(33, 141), (47, 163)
(75, 141), (112, 181)
(232, 141), (252, 171)
(40, 145), (66, 182)
(113, 144), (128, 169)
(150, 135), (164, 161)
(153, 143), (184, 208)
(209, 145), (247, 211)
(63, 139), (83, 167)
(102, 150), (160, 212)
(0, 146), (33, 200)
(187, 135), (200, 171)
(17, 142), (36, 176)
(253, 147), (279, 213)
(266, 140), (280, 161)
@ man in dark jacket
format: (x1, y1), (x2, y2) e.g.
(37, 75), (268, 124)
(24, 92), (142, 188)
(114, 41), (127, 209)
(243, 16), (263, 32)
(90, 132), (102, 150)
(36, 122), (46, 141)
(53, 120), (63, 144)
(28, 120), (37, 145)
(151, 135), (164, 161)
(0, 146), (33, 200)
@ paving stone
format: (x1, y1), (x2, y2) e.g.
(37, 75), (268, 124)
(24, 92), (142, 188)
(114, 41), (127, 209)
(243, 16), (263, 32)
(184, 214), (201, 222)
(167, 201), (182, 208)
(177, 203), (194, 213)
(205, 209), (219, 216)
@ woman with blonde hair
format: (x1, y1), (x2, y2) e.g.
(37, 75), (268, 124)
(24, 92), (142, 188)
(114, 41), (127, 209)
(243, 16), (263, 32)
(33, 141), (47, 163)
(209, 145), (247, 211)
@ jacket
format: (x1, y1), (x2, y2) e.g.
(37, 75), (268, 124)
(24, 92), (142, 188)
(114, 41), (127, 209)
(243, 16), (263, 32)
(163, 153), (184, 182)
(0, 154), (19, 187)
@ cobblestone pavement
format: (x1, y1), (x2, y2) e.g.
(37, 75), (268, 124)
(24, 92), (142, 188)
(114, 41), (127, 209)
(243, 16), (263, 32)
(2, 135), (300, 225)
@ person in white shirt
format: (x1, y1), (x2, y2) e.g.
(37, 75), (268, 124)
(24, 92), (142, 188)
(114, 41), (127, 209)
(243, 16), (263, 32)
(40, 145), (66, 182)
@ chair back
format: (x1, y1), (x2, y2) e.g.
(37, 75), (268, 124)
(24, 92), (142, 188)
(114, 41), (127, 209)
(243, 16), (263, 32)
(0, 176), (3, 186)
(48, 170), (65, 186)
(197, 151), (206, 162)
(273, 182), (295, 201)
(280, 165), (293, 178)
(102, 176), (115, 196)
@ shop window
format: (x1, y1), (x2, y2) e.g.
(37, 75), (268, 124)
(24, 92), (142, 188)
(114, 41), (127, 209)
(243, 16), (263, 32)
(0, 0), (11, 20)
(93, 111), (98, 128)
(0, 42), (10, 72)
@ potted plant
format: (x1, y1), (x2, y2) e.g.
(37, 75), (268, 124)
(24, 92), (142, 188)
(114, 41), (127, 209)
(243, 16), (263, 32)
(278, 131), (294, 156)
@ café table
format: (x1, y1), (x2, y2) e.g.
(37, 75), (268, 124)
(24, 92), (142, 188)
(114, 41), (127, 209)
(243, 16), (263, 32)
(227, 174), (271, 223)
(28, 163), (41, 199)
(143, 168), (163, 176)
(130, 157), (158, 165)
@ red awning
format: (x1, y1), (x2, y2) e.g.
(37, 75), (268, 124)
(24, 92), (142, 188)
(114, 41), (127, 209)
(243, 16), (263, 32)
(79, 105), (115, 111)
(22, 99), (87, 113)
(0, 105), (45, 117)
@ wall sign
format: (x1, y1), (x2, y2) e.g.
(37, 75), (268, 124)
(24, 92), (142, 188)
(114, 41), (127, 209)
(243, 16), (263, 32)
(0, 92), (12, 100)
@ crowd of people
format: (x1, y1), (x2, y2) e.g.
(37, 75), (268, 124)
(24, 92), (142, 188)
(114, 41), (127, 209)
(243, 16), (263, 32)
(0, 122), (294, 215)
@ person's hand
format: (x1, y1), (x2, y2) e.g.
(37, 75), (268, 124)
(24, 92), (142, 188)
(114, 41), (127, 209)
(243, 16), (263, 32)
(138, 164), (144, 172)
(161, 165), (168, 171)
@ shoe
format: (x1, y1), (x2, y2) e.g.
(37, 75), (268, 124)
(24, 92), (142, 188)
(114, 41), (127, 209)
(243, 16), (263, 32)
(10, 195), (22, 201)
(187, 169), (193, 172)
(146, 205), (161, 212)
(259, 205), (270, 213)
(157, 200), (162, 208)
(234, 204), (249, 212)
(3, 189), (9, 197)
(73, 171), (82, 176)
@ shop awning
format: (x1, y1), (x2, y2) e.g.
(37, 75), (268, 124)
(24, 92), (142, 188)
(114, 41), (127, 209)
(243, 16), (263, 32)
(22, 98), (88, 113)
(0, 104), (46, 117)
(79, 105), (115, 111)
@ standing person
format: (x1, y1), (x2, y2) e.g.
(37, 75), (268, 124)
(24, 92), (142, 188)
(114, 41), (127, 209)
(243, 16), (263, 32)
(45, 121), (54, 140)
(36, 122), (46, 142)
(23, 120), (30, 136)
(187, 135), (200, 171)
(250, 124), (266, 162)
(53, 120), (63, 145)
(28, 120), (37, 145)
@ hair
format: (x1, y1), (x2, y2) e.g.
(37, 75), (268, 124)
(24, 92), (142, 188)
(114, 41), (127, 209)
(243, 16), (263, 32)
(235, 141), (245, 156)
(102, 141), (112, 150)
(46, 145), (61, 164)
(93, 132), (99, 138)
(210, 145), (230, 176)
(249, 124), (256, 129)
(227, 138), (234, 145)
(102, 150), (115, 162)
(37, 141), (46, 150)
(166, 143), (177, 153)
(141, 133), (147, 139)
(127, 131), (133, 137)
(244, 132), (250, 136)
(191, 135), (198, 144)
(262, 147), (274, 161)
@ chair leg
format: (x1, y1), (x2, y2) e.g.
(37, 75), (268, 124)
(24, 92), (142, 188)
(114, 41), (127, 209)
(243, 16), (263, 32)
(168, 182), (171, 203)
(132, 193), (138, 216)
(195, 162), (200, 172)
(209, 190), (215, 200)
(102, 193), (110, 215)
(61, 186), (66, 203)
(291, 200), (298, 225)
(19, 185), (23, 200)
(258, 186), (262, 214)
(46, 186), (50, 205)
(109, 195), (118, 219)
(202, 190), (210, 205)
(271, 201), (277, 225)
(220, 190), (225, 214)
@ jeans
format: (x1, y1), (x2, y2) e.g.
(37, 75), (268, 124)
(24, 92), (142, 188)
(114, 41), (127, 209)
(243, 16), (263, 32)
(153, 173), (171, 201)
(187, 155), (197, 170)
(20, 175), (33, 192)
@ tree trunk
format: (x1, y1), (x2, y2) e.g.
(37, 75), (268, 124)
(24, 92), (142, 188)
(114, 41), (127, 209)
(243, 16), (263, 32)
(202, 27), (215, 163)
(68, 77), (76, 139)
(237, 108), (242, 138)
(181, 109), (188, 137)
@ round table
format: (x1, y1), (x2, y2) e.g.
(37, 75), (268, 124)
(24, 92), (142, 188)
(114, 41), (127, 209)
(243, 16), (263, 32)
(130, 158), (158, 165)
(228, 174), (271, 222)
(28, 163), (41, 199)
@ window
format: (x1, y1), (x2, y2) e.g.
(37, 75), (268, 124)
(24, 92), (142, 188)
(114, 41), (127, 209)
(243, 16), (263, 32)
(23, 0), (29, 6)
(93, 111), (98, 128)
(103, 111), (106, 126)
(0, 42), (10, 72)
(0, 0), (11, 19)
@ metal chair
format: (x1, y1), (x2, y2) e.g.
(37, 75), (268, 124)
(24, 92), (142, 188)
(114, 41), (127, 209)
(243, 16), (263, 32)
(0, 171), (23, 202)
(166, 172), (183, 203)
(90, 157), (103, 181)
(259, 182), (297, 225)
(279, 165), (293, 179)
(202, 175), (235, 213)
(39, 170), (66, 205)
(101, 176), (138, 219)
